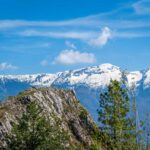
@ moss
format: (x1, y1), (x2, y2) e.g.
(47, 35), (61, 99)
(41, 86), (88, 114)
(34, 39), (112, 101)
(17, 90), (35, 98)
(7, 96), (14, 100)
(79, 106), (88, 121)
(0, 106), (9, 119)
(90, 143), (100, 150)
(15, 90), (36, 105)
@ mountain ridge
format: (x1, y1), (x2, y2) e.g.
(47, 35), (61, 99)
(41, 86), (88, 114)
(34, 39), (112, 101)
(0, 63), (150, 122)
(0, 63), (147, 88)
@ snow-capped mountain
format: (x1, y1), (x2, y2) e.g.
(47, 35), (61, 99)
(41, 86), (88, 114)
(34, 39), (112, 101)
(0, 63), (149, 121)
(0, 64), (125, 88)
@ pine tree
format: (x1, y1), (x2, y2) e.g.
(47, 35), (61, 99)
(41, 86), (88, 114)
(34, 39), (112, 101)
(98, 80), (136, 150)
(5, 101), (70, 150)
(143, 114), (150, 150)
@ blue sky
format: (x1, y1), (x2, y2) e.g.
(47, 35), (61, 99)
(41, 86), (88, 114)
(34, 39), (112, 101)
(0, 0), (150, 74)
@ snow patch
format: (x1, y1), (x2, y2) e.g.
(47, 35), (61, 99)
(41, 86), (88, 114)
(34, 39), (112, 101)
(127, 71), (143, 88)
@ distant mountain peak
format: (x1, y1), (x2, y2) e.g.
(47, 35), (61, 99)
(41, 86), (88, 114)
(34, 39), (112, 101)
(98, 63), (119, 70)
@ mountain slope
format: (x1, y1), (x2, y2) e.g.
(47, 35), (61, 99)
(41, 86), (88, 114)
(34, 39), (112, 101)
(0, 87), (103, 149)
(0, 63), (149, 121)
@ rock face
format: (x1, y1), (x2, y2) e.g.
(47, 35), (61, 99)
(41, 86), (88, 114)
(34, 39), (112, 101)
(0, 87), (101, 149)
(0, 63), (149, 121)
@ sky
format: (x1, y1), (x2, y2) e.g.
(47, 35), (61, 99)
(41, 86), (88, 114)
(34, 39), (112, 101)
(0, 0), (150, 74)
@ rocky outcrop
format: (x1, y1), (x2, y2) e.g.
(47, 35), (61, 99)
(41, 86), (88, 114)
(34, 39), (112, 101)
(0, 87), (103, 149)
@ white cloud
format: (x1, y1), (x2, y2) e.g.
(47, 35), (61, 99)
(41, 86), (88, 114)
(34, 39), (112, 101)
(65, 41), (76, 49)
(89, 27), (111, 47)
(53, 50), (96, 65)
(0, 2), (150, 46)
(0, 62), (18, 70)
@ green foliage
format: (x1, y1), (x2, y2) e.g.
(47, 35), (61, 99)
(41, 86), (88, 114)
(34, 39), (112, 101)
(90, 144), (99, 150)
(98, 80), (136, 149)
(4, 101), (70, 150)
(79, 106), (88, 123)
(142, 114), (150, 150)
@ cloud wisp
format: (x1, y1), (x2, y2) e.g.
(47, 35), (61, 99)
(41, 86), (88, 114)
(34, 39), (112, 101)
(0, 0), (150, 50)
(65, 41), (76, 49)
(0, 62), (18, 70)
(133, 0), (150, 15)
(89, 27), (111, 47)
(40, 60), (49, 66)
(18, 27), (112, 46)
(18, 30), (96, 40)
(53, 50), (96, 65)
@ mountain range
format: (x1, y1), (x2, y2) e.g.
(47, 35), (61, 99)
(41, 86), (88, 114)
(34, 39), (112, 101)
(0, 63), (150, 121)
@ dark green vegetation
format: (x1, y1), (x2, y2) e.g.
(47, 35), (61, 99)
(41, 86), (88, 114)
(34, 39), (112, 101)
(98, 80), (150, 150)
